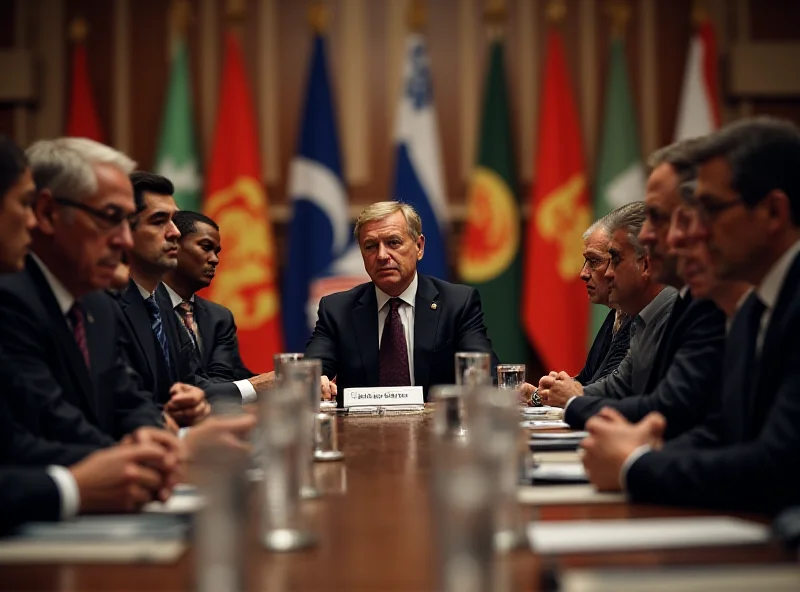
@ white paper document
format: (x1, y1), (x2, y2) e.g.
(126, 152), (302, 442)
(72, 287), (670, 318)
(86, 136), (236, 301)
(529, 463), (588, 483)
(528, 516), (771, 554)
(521, 406), (562, 416)
(531, 431), (588, 440)
(517, 484), (625, 506)
(521, 420), (571, 430)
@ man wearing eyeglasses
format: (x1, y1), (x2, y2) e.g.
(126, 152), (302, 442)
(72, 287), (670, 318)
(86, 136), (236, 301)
(0, 137), (175, 450)
(581, 117), (800, 515)
(544, 140), (727, 442)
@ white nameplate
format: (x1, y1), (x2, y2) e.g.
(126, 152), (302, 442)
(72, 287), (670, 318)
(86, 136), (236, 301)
(343, 386), (424, 408)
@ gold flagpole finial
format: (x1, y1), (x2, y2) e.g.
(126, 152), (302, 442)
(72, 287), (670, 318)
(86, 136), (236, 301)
(225, 0), (247, 24)
(484, 0), (506, 40)
(692, 0), (710, 27)
(546, 0), (567, 24)
(69, 17), (88, 44)
(606, 0), (631, 38)
(408, 0), (426, 32)
(170, 0), (192, 37)
(308, 0), (327, 34)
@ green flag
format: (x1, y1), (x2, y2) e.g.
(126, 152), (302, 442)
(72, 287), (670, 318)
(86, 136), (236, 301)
(458, 41), (528, 364)
(591, 37), (645, 338)
(154, 39), (201, 211)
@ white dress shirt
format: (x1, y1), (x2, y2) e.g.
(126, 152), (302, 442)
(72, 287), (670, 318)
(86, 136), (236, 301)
(162, 283), (256, 405)
(29, 253), (75, 317)
(375, 273), (417, 385)
(47, 465), (80, 520)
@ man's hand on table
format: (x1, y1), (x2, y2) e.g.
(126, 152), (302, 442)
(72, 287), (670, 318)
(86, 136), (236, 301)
(321, 375), (337, 400)
(580, 407), (666, 491)
(166, 383), (210, 427)
(538, 371), (582, 407)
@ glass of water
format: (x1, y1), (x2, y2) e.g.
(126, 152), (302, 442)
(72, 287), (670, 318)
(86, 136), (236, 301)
(496, 364), (526, 391)
(455, 352), (492, 387)
(273, 352), (304, 378)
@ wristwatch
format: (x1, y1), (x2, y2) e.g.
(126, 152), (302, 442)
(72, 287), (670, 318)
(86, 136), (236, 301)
(530, 387), (543, 407)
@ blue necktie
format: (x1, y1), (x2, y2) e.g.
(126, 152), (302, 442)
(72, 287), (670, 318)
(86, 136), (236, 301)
(144, 295), (173, 381)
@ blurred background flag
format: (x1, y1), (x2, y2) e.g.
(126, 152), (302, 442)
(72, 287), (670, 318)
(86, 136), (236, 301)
(590, 13), (645, 340)
(391, 30), (448, 279)
(674, 7), (720, 140)
(282, 32), (368, 353)
(458, 37), (528, 364)
(154, 10), (201, 212)
(202, 30), (283, 371)
(65, 18), (104, 141)
(522, 26), (591, 375)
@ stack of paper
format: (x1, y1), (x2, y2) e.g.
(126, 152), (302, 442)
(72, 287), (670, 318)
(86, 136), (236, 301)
(517, 484), (625, 506)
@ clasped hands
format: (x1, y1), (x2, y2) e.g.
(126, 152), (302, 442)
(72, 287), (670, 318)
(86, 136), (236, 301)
(519, 371), (582, 407)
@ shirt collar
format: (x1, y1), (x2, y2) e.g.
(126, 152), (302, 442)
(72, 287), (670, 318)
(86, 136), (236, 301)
(756, 238), (800, 310)
(679, 285), (690, 299)
(638, 286), (674, 327)
(163, 282), (194, 309)
(375, 273), (418, 312)
(134, 281), (154, 300)
(29, 252), (75, 315)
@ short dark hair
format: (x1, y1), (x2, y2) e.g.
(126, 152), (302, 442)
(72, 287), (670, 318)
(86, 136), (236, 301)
(129, 171), (174, 215)
(690, 116), (800, 225)
(173, 210), (219, 238)
(647, 137), (702, 185)
(0, 135), (29, 200)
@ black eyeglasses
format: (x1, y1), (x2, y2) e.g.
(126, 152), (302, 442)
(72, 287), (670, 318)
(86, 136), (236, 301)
(53, 197), (132, 230)
(581, 256), (609, 272)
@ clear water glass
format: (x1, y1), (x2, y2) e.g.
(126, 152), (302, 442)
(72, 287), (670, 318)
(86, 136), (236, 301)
(496, 364), (526, 391)
(455, 352), (492, 387)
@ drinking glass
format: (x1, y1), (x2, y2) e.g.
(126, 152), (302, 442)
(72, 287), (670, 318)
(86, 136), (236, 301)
(455, 352), (492, 387)
(273, 353), (305, 378)
(496, 364), (526, 391)
(431, 385), (468, 438)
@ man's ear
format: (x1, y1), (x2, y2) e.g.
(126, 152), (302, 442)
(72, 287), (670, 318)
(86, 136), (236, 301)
(33, 189), (57, 235)
(416, 234), (425, 260)
(639, 254), (652, 280)
(763, 190), (792, 235)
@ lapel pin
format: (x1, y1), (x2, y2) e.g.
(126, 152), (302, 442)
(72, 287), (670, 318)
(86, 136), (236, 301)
(431, 303), (437, 310)
(86, 313), (94, 323)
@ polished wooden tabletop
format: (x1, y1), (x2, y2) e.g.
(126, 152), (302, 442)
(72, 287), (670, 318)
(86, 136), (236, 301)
(0, 411), (793, 591)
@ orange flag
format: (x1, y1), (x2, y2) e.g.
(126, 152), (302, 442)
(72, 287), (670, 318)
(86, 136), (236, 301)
(521, 29), (591, 374)
(66, 43), (104, 140)
(202, 32), (283, 371)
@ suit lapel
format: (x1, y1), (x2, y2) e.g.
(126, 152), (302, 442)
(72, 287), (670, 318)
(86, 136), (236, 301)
(121, 280), (159, 378)
(413, 275), (441, 389)
(193, 297), (214, 368)
(351, 286), (379, 386)
(645, 292), (691, 391)
(25, 257), (98, 423)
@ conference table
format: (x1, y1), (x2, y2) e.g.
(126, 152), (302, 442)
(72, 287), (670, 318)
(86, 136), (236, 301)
(0, 410), (793, 591)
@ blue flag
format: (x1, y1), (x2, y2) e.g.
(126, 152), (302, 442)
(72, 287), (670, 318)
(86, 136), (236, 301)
(391, 33), (448, 278)
(282, 36), (367, 352)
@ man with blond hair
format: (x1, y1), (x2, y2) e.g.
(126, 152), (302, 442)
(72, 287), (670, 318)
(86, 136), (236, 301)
(305, 201), (497, 404)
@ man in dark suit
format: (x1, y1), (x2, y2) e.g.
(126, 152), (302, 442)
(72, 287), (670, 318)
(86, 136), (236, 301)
(111, 172), (209, 426)
(305, 201), (498, 404)
(159, 211), (273, 403)
(581, 117), (800, 514)
(544, 140), (727, 439)
(0, 138), (180, 455)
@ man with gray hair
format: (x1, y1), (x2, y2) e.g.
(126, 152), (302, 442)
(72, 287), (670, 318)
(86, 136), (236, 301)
(544, 139), (727, 439)
(305, 201), (497, 404)
(0, 137), (178, 455)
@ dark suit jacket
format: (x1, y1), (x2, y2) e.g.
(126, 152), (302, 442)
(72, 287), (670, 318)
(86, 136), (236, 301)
(565, 293), (726, 438)
(0, 468), (61, 534)
(627, 253), (800, 514)
(304, 275), (499, 405)
(152, 284), (243, 403)
(575, 309), (632, 386)
(0, 256), (162, 449)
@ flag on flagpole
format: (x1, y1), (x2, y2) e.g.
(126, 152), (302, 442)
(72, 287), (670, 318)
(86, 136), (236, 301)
(66, 39), (104, 140)
(457, 40), (528, 364)
(674, 16), (720, 141)
(154, 37), (202, 211)
(282, 35), (368, 353)
(391, 33), (448, 279)
(591, 36), (645, 338)
(522, 29), (591, 374)
(202, 31), (283, 371)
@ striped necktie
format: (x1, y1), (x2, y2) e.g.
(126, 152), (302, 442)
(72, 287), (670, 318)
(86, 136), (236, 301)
(144, 295), (173, 380)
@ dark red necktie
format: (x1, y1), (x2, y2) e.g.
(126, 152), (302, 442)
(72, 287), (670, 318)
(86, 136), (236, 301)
(67, 302), (91, 370)
(379, 298), (411, 386)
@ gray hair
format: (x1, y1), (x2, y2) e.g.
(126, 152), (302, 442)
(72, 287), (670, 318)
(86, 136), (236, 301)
(353, 201), (422, 242)
(25, 137), (137, 202)
(647, 138), (702, 185)
(582, 218), (609, 241)
(599, 201), (646, 258)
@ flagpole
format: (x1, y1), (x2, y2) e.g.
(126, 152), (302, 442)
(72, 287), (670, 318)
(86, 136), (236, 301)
(606, 0), (631, 40)
(308, 0), (327, 35)
(68, 17), (88, 46)
(168, 0), (191, 58)
(546, 0), (567, 26)
(408, 0), (425, 31)
(484, 0), (506, 40)
(226, 0), (247, 37)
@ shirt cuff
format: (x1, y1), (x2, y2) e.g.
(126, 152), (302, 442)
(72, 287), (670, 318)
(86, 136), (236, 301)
(234, 379), (257, 405)
(46, 465), (80, 520)
(619, 444), (652, 492)
(563, 396), (578, 414)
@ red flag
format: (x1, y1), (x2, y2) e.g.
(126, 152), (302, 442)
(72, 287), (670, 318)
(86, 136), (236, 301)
(66, 44), (104, 140)
(521, 29), (591, 374)
(202, 32), (283, 371)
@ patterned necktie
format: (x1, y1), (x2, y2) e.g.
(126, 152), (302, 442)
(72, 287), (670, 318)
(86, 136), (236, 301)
(175, 300), (200, 352)
(379, 298), (411, 387)
(67, 302), (90, 370)
(612, 310), (625, 336)
(144, 295), (173, 380)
